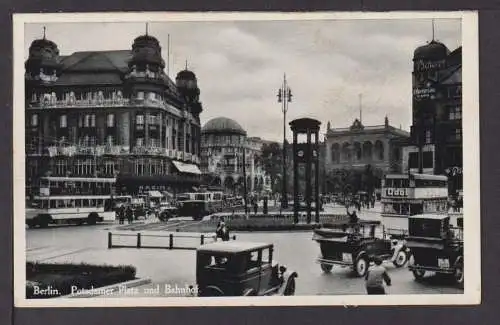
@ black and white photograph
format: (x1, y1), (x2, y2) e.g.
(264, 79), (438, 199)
(13, 11), (480, 307)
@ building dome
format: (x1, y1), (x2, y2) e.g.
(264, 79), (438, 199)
(25, 37), (62, 77)
(129, 34), (165, 69)
(202, 117), (247, 136)
(176, 69), (198, 89)
(176, 69), (196, 81)
(413, 40), (450, 61)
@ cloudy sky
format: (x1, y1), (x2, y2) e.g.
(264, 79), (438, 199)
(25, 17), (461, 142)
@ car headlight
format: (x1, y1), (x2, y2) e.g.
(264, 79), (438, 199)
(438, 258), (450, 268)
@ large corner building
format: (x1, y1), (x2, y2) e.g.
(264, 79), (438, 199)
(25, 32), (203, 195)
(403, 39), (463, 194)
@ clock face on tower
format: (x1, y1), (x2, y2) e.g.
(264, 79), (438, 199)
(297, 150), (304, 157)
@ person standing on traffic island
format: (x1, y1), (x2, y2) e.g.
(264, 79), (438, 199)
(365, 257), (391, 295)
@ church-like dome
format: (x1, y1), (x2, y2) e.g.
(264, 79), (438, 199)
(202, 117), (247, 136)
(413, 40), (450, 61)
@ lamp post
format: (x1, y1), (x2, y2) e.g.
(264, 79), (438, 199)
(277, 74), (292, 209)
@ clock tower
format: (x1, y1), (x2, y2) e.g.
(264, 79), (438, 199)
(289, 118), (321, 224)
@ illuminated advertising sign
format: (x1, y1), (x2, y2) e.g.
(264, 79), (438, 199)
(385, 188), (409, 197)
(413, 81), (437, 101)
(414, 59), (446, 72)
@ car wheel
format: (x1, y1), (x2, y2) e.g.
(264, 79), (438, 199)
(87, 212), (99, 225)
(354, 256), (368, 277)
(200, 286), (224, 297)
(243, 288), (257, 296)
(412, 269), (426, 281)
(284, 277), (296, 296)
(320, 263), (333, 273)
(393, 250), (408, 268)
(454, 258), (464, 289)
(38, 215), (51, 228)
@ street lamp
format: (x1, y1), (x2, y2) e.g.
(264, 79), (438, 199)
(277, 74), (292, 209)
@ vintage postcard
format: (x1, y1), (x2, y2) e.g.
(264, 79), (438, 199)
(13, 11), (480, 307)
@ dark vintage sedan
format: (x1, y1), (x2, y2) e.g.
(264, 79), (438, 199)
(406, 214), (464, 288)
(313, 221), (410, 277)
(196, 241), (298, 297)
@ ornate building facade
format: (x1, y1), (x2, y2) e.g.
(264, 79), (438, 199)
(403, 40), (462, 194)
(199, 117), (270, 194)
(25, 32), (203, 195)
(323, 117), (410, 191)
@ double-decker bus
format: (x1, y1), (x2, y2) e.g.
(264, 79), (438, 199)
(26, 177), (117, 228)
(381, 173), (450, 235)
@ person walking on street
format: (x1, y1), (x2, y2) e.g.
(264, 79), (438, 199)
(365, 257), (391, 295)
(118, 205), (125, 224)
(126, 205), (133, 224)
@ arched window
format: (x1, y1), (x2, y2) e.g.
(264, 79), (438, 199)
(342, 142), (351, 162)
(375, 140), (384, 160)
(363, 141), (372, 160)
(331, 143), (340, 163)
(354, 142), (362, 161)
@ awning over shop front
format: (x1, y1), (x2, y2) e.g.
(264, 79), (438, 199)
(172, 161), (202, 175)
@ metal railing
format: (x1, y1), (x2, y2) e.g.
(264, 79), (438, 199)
(107, 231), (236, 250)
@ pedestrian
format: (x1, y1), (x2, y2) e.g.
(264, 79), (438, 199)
(253, 200), (258, 215)
(365, 256), (391, 295)
(126, 205), (133, 224)
(118, 205), (125, 225)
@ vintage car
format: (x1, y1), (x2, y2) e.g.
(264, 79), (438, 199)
(177, 200), (209, 221)
(406, 214), (464, 288)
(313, 221), (410, 277)
(157, 203), (178, 221)
(196, 241), (298, 296)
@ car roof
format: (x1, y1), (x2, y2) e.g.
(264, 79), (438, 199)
(198, 241), (272, 254)
(410, 214), (450, 220)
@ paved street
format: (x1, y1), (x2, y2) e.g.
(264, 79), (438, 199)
(26, 204), (463, 297)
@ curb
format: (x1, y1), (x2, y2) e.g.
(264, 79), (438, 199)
(60, 278), (152, 298)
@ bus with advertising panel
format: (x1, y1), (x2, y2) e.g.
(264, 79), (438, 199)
(26, 176), (117, 228)
(381, 173), (451, 235)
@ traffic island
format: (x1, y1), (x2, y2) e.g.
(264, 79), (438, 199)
(26, 261), (139, 299)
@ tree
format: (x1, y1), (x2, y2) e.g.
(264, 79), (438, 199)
(261, 142), (282, 193)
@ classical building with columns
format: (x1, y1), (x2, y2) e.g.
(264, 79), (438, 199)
(199, 117), (270, 194)
(25, 32), (203, 195)
(323, 117), (410, 190)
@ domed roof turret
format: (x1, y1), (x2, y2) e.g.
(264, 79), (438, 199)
(176, 69), (196, 81)
(25, 35), (62, 74)
(413, 40), (450, 61)
(202, 117), (247, 136)
(129, 33), (165, 69)
(176, 68), (198, 90)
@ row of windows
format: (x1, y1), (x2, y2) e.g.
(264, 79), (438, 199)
(32, 90), (124, 103)
(48, 158), (172, 177)
(32, 198), (114, 210)
(408, 152), (434, 169)
(202, 135), (246, 145)
(32, 90), (172, 105)
(32, 90), (175, 104)
(29, 113), (195, 130)
(330, 141), (385, 163)
(382, 201), (448, 215)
